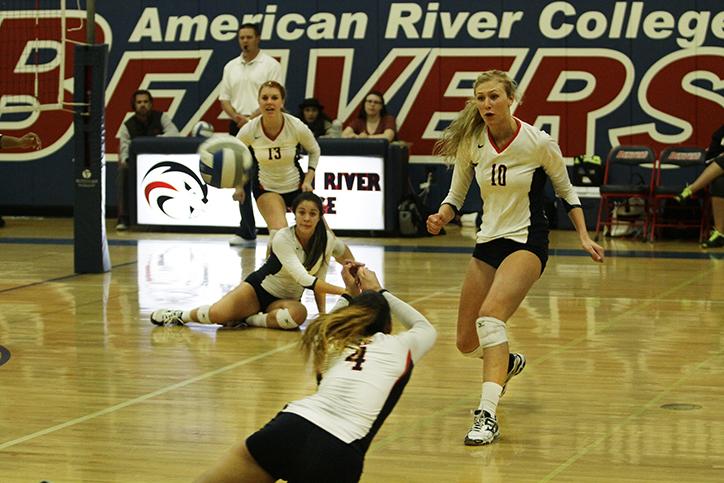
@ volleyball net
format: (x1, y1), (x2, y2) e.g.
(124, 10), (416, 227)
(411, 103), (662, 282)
(0, 0), (67, 114)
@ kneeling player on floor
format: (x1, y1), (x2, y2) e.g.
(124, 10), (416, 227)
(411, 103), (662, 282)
(150, 192), (356, 330)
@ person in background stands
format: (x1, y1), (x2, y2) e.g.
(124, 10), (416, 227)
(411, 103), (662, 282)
(219, 22), (283, 247)
(342, 90), (397, 142)
(676, 124), (724, 248)
(0, 132), (42, 228)
(297, 98), (333, 138)
(117, 89), (179, 231)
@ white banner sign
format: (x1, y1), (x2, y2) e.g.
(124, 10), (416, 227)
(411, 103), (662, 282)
(136, 153), (385, 230)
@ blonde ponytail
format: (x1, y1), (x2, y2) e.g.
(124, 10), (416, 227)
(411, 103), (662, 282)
(433, 101), (484, 165)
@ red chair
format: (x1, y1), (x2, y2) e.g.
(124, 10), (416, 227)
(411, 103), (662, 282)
(594, 145), (656, 241)
(649, 146), (708, 242)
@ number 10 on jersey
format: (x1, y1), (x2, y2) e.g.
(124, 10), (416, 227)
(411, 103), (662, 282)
(491, 163), (507, 186)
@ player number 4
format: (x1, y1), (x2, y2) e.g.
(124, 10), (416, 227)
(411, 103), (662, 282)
(345, 346), (367, 371)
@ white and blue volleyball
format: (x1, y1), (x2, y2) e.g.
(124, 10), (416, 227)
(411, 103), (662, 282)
(191, 120), (214, 138)
(198, 135), (253, 189)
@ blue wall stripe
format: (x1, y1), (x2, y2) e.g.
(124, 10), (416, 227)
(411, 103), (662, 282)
(1, 237), (722, 260)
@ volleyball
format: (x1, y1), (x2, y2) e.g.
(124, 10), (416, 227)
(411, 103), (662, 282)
(198, 135), (252, 189)
(191, 120), (214, 138)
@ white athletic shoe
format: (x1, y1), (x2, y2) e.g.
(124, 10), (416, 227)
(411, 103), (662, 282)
(501, 352), (526, 396)
(464, 409), (500, 446)
(150, 309), (185, 327)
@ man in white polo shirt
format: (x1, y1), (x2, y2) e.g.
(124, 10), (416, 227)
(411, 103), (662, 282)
(219, 23), (283, 246)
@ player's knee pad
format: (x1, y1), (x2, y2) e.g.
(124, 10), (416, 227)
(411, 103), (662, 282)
(275, 308), (299, 329)
(475, 316), (508, 348)
(461, 345), (484, 359)
(197, 305), (211, 324)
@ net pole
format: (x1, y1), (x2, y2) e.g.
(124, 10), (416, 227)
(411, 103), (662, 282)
(73, 0), (110, 273)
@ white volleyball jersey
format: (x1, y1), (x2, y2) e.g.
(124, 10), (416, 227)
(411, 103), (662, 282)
(442, 118), (581, 246)
(237, 113), (320, 193)
(284, 292), (437, 449)
(254, 226), (345, 300)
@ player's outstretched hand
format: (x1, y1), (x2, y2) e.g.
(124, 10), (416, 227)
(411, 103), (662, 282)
(357, 267), (382, 292)
(341, 263), (362, 296)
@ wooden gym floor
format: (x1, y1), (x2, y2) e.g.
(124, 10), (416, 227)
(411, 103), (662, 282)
(1, 217), (723, 482)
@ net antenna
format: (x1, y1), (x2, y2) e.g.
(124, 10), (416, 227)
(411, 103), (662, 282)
(0, 0), (70, 114)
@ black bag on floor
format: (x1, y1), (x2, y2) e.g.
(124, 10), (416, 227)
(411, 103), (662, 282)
(398, 194), (426, 236)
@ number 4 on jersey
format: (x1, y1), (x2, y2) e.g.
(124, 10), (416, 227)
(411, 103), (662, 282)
(345, 346), (367, 371)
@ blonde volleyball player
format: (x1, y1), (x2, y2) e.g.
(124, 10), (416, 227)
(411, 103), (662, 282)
(150, 193), (356, 329)
(426, 70), (604, 445)
(233, 81), (320, 246)
(195, 266), (436, 483)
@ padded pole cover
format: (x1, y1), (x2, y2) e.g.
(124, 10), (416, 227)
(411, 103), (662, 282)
(73, 44), (111, 273)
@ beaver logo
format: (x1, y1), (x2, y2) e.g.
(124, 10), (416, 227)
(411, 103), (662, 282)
(141, 161), (209, 219)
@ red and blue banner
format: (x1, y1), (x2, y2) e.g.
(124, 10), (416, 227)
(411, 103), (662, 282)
(1, 1), (722, 209)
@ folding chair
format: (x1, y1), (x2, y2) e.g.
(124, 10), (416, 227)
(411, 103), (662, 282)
(649, 146), (708, 242)
(594, 145), (656, 241)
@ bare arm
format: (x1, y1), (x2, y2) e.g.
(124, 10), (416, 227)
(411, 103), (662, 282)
(366, 129), (395, 141)
(1, 133), (41, 150)
(220, 100), (247, 128)
(297, 119), (321, 191)
(357, 268), (437, 362)
(314, 290), (326, 314)
(568, 207), (604, 263)
(333, 244), (355, 265)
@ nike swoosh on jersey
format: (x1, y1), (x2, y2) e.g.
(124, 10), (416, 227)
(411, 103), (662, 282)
(478, 144), (485, 148)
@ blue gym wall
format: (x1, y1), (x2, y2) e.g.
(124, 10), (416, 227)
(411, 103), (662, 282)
(1, 1), (722, 213)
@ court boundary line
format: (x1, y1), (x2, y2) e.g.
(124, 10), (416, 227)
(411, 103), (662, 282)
(0, 261), (137, 294)
(2, 235), (722, 260)
(0, 341), (297, 451)
(0, 287), (458, 452)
